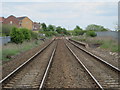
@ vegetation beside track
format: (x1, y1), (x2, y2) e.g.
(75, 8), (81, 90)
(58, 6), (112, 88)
(1, 23), (118, 61)
(2, 40), (42, 61)
(72, 36), (119, 52)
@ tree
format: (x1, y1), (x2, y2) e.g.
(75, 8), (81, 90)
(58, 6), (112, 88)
(41, 23), (47, 31)
(73, 26), (84, 36)
(47, 25), (54, 31)
(86, 24), (108, 31)
(74, 25), (82, 31)
(10, 27), (24, 44)
(86, 31), (97, 37)
(20, 28), (31, 40)
(56, 26), (62, 34)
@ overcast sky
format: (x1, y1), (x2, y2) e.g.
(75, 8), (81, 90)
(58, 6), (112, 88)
(1, 0), (118, 30)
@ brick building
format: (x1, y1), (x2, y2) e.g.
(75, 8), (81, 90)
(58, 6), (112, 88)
(3, 15), (20, 27)
(1, 15), (40, 31)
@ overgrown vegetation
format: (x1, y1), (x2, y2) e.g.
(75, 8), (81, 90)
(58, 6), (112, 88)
(10, 27), (24, 44)
(10, 27), (38, 44)
(72, 36), (119, 52)
(86, 24), (109, 31)
(40, 23), (70, 37)
(2, 40), (42, 61)
(20, 28), (31, 40)
(86, 31), (97, 37)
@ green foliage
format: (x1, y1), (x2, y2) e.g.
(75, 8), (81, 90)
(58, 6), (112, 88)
(2, 24), (15, 36)
(56, 26), (62, 34)
(86, 24), (108, 31)
(74, 30), (85, 36)
(20, 28), (31, 40)
(45, 31), (57, 37)
(30, 31), (38, 40)
(2, 40), (42, 61)
(56, 26), (69, 35)
(86, 31), (97, 37)
(47, 25), (55, 31)
(100, 40), (119, 52)
(10, 27), (24, 44)
(41, 23), (47, 31)
(74, 25), (82, 30)
(72, 26), (84, 36)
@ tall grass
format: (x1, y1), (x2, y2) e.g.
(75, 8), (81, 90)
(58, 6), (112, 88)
(2, 40), (42, 61)
(100, 40), (119, 52)
(72, 36), (119, 52)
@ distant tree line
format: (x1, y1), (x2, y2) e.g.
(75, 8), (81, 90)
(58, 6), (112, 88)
(1, 23), (111, 44)
(40, 23), (70, 37)
(40, 23), (110, 37)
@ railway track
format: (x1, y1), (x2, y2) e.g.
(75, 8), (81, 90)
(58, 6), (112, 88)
(66, 39), (120, 89)
(69, 39), (119, 68)
(43, 39), (100, 89)
(1, 38), (119, 89)
(0, 39), (57, 89)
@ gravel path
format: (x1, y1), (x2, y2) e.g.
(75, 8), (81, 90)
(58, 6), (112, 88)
(3, 40), (56, 89)
(2, 40), (52, 78)
(45, 39), (96, 88)
(67, 40), (119, 89)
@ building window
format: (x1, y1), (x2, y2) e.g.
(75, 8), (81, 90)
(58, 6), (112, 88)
(10, 21), (12, 24)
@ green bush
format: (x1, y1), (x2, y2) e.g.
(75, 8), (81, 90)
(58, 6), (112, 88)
(10, 27), (24, 44)
(73, 30), (84, 36)
(45, 31), (53, 37)
(86, 31), (97, 37)
(30, 31), (38, 40)
(20, 28), (31, 40)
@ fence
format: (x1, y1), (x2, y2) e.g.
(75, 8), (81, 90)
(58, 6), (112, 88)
(0, 36), (11, 45)
(96, 31), (118, 39)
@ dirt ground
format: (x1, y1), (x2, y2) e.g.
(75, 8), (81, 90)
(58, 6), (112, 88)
(2, 39), (52, 78)
(3, 40), (56, 89)
(45, 39), (97, 88)
(67, 39), (119, 89)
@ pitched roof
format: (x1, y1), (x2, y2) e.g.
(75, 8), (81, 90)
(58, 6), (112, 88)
(17, 17), (26, 20)
(0, 17), (5, 22)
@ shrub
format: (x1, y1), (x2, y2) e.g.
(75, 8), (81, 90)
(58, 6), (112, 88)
(20, 28), (31, 40)
(86, 31), (97, 37)
(45, 31), (53, 37)
(30, 31), (38, 40)
(73, 30), (85, 36)
(10, 27), (24, 44)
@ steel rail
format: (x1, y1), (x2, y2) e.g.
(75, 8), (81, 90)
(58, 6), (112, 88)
(39, 41), (57, 90)
(69, 39), (86, 47)
(65, 43), (104, 90)
(68, 39), (120, 72)
(0, 39), (54, 84)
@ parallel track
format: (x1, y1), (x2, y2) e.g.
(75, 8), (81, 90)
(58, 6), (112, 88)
(1, 38), (119, 89)
(68, 39), (120, 72)
(1, 39), (56, 89)
(38, 41), (57, 90)
(65, 42), (103, 90)
(66, 39), (120, 89)
(44, 39), (99, 89)
(69, 40), (120, 72)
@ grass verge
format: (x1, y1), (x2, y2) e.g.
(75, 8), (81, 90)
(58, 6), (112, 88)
(72, 36), (119, 52)
(2, 40), (42, 61)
